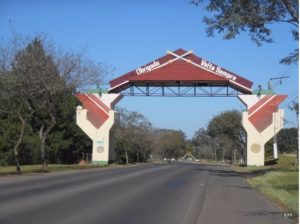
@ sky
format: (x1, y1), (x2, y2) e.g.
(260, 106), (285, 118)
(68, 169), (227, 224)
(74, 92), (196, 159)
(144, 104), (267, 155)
(1, 0), (298, 138)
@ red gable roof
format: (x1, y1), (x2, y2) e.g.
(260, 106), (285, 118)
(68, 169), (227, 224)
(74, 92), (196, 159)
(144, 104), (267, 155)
(109, 49), (253, 94)
(129, 60), (227, 83)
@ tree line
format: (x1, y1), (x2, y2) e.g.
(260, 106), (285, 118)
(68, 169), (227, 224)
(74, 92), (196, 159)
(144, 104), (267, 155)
(191, 109), (298, 164)
(112, 108), (186, 164)
(113, 107), (298, 165)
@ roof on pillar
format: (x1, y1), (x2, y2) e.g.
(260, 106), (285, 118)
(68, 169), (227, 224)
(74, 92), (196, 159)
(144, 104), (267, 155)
(75, 94), (109, 129)
(248, 95), (287, 132)
(109, 48), (253, 94)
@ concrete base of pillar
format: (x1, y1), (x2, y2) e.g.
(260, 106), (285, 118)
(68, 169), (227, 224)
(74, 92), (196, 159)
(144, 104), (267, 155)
(92, 161), (109, 166)
(91, 130), (112, 165)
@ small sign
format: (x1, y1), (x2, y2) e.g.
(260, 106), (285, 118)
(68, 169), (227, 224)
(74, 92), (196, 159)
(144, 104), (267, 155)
(96, 138), (104, 153)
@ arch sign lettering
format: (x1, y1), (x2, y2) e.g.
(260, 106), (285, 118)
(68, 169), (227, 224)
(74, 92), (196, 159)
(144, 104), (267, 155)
(75, 49), (287, 166)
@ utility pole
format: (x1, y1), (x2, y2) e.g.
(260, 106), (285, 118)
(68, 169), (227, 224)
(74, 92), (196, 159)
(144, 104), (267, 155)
(268, 76), (289, 159)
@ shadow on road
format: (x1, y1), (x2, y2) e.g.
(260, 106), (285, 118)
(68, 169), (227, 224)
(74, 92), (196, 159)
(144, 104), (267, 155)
(193, 167), (240, 178)
(243, 210), (282, 217)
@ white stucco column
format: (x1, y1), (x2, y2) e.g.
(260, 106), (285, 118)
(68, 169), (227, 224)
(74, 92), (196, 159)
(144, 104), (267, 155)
(238, 95), (287, 166)
(242, 109), (284, 166)
(76, 93), (122, 165)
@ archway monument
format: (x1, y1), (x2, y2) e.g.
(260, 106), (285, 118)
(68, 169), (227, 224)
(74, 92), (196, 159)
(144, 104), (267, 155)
(75, 49), (287, 166)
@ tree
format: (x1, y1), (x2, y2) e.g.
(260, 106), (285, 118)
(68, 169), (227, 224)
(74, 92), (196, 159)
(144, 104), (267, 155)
(277, 128), (298, 153)
(191, 0), (299, 64)
(113, 108), (154, 164)
(206, 110), (246, 163)
(288, 101), (299, 163)
(113, 109), (187, 164)
(10, 38), (64, 169)
(0, 113), (22, 166)
(153, 129), (186, 159)
(192, 128), (215, 160)
(0, 41), (46, 172)
(289, 101), (299, 119)
(23, 38), (103, 169)
(0, 35), (104, 171)
(46, 95), (92, 164)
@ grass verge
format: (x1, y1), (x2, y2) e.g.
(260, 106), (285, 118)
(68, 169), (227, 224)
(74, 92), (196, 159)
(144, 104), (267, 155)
(0, 163), (111, 176)
(248, 170), (298, 216)
(233, 154), (299, 219)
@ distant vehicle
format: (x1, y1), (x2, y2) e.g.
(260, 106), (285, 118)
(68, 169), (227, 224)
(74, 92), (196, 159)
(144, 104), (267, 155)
(163, 157), (175, 164)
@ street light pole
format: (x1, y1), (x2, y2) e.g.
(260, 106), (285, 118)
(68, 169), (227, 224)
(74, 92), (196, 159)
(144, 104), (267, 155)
(268, 76), (289, 159)
(268, 76), (290, 91)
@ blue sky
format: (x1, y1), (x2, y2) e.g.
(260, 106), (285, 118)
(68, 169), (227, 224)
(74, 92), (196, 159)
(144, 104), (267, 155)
(1, 0), (298, 138)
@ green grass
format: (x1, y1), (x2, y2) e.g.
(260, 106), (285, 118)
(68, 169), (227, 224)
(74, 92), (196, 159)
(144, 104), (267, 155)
(233, 154), (298, 172)
(248, 170), (298, 216)
(276, 153), (298, 168)
(233, 154), (299, 218)
(0, 164), (107, 175)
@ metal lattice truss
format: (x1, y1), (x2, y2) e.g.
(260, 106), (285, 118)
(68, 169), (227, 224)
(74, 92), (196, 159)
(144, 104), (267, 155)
(119, 83), (244, 97)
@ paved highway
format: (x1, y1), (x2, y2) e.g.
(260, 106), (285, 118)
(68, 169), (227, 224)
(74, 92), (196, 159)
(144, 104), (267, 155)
(0, 163), (291, 224)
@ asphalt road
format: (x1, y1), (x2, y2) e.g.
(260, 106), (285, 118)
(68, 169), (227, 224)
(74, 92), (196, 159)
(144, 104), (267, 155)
(0, 163), (292, 224)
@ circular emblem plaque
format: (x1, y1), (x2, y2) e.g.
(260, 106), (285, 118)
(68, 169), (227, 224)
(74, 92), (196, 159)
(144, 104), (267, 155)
(251, 144), (261, 153)
(97, 146), (104, 153)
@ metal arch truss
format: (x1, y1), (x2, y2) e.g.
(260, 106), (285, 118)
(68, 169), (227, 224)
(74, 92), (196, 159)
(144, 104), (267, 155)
(119, 84), (243, 97)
